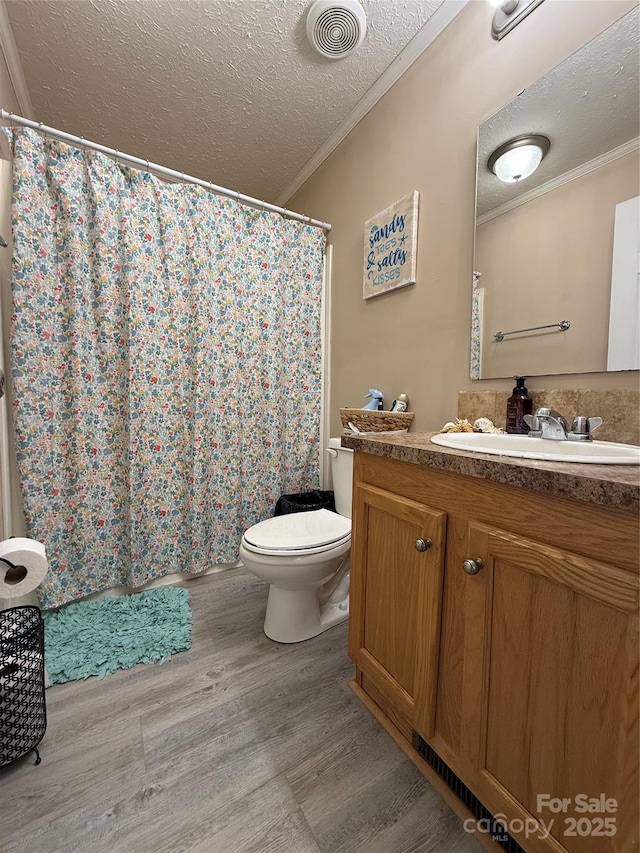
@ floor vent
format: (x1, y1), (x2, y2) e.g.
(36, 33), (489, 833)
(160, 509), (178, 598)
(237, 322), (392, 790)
(412, 732), (526, 853)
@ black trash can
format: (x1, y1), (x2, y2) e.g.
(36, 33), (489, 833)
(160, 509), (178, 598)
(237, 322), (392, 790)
(274, 489), (336, 516)
(0, 606), (46, 767)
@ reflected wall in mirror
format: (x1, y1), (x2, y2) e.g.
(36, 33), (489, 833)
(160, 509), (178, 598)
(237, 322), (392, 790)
(472, 8), (639, 380)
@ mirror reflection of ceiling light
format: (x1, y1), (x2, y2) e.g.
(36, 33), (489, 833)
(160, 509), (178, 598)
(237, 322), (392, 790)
(488, 135), (551, 184)
(491, 0), (545, 40)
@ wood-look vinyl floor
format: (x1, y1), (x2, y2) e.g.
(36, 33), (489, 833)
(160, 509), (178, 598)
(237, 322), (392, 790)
(0, 569), (481, 853)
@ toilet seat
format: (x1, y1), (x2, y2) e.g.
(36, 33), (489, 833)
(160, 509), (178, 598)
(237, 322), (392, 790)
(242, 508), (351, 557)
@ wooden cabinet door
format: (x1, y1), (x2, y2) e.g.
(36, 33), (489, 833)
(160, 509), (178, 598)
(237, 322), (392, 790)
(460, 522), (639, 853)
(349, 482), (446, 737)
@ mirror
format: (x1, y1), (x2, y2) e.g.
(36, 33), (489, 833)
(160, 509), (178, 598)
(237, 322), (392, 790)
(472, 8), (639, 380)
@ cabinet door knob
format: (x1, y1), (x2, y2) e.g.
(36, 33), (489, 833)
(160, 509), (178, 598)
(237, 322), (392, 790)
(463, 558), (484, 575)
(414, 538), (432, 552)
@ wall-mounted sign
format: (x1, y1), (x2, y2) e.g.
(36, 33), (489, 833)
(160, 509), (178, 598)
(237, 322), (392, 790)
(363, 191), (419, 300)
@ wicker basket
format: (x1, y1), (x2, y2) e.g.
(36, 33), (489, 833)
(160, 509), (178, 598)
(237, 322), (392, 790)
(339, 408), (414, 433)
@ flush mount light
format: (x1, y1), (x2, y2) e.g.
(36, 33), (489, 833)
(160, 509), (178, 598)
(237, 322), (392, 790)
(488, 135), (550, 184)
(491, 0), (545, 40)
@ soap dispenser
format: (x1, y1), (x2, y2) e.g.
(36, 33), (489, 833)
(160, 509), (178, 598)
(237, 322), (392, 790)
(506, 376), (533, 434)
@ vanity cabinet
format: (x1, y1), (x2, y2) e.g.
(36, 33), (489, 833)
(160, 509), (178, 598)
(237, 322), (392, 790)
(451, 523), (638, 853)
(348, 478), (446, 740)
(349, 449), (639, 853)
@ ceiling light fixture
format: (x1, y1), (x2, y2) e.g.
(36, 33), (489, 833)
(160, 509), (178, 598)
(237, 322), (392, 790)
(491, 0), (545, 40)
(488, 135), (551, 184)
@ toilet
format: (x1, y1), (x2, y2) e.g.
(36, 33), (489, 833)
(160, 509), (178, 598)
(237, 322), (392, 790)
(239, 438), (353, 643)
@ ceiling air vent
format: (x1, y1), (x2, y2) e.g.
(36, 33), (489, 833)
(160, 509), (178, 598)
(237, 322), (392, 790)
(306, 0), (367, 60)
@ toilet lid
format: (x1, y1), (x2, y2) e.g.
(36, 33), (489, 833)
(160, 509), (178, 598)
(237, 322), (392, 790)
(243, 509), (351, 552)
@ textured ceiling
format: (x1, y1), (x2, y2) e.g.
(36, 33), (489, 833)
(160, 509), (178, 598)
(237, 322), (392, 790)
(4, 0), (444, 202)
(476, 7), (639, 217)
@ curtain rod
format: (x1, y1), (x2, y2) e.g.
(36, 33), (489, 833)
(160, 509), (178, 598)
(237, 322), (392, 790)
(0, 108), (332, 233)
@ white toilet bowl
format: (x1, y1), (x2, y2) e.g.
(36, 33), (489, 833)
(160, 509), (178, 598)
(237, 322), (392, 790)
(240, 439), (354, 643)
(239, 508), (351, 643)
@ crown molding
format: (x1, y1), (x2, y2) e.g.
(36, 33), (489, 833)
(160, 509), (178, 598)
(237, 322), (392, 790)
(0, 1), (33, 118)
(477, 137), (640, 226)
(277, 0), (469, 206)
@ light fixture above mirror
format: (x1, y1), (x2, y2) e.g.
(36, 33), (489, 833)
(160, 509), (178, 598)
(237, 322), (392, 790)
(491, 0), (545, 40)
(488, 135), (550, 184)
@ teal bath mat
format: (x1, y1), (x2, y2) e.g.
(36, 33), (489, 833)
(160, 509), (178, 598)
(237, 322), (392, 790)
(43, 587), (192, 684)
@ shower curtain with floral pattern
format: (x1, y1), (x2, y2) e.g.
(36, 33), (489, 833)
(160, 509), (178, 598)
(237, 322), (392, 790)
(8, 128), (325, 609)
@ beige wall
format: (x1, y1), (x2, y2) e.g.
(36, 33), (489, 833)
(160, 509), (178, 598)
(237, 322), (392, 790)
(0, 48), (21, 159)
(289, 0), (639, 435)
(477, 151), (639, 378)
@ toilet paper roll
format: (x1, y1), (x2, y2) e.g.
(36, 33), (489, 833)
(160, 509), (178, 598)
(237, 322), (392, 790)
(0, 538), (48, 599)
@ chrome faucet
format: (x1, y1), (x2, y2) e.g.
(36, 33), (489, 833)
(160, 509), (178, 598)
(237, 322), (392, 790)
(524, 408), (603, 441)
(534, 408), (569, 440)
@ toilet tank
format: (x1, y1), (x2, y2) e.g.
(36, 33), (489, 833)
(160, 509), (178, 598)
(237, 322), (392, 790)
(327, 437), (354, 519)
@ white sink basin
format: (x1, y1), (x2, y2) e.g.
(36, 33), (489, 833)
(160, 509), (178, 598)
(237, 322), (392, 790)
(430, 432), (640, 465)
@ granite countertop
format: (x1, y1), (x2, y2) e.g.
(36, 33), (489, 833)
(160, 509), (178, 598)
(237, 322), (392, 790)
(342, 432), (640, 513)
